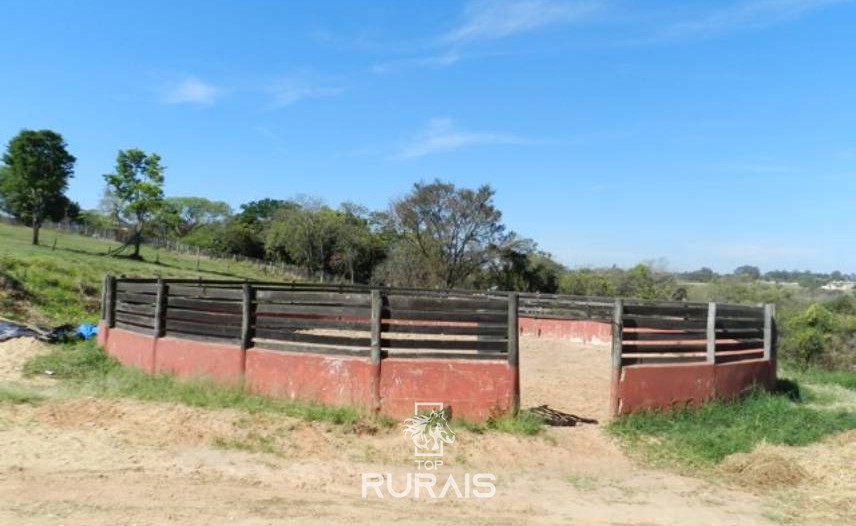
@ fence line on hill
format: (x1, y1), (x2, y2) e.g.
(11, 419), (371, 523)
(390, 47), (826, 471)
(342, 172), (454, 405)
(0, 216), (329, 281)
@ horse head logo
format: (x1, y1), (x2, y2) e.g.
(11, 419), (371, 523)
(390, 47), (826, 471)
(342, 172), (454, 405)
(402, 409), (456, 453)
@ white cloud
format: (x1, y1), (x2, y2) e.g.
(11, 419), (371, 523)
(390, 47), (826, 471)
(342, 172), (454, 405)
(657, 0), (850, 40)
(268, 74), (343, 108)
(441, 0), (599, 44)
(162, 76), (223, 106)
(396, 118), (527, 159)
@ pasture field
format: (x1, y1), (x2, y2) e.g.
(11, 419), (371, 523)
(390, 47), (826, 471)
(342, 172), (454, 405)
(0, 222), (294, 324)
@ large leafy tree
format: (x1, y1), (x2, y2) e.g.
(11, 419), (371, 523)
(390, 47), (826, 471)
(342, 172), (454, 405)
(149, 196), (232, 238)
(390, 180), (509, 288)
(103, 149), (165, 259)
(0, 129), (76, 245)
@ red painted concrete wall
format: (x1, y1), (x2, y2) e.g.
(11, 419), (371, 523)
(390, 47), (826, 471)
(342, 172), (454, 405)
(518, 317), (611, 344)
(154, 336), (245, 386)
(378, 358), (516, 421)
(245, 347), (376, 409)
(101, 324), (156, 373)
(615, 359), (774, 415)
(97, 326), (514, 422)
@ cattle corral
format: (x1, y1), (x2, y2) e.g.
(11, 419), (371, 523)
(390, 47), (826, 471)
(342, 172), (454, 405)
(97, 276), (777, 421)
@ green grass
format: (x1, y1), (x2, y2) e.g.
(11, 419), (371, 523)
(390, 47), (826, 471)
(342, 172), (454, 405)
(608, 385), (856, 468)
(783, 367), (856, 391)
(0, 222), (295, 325)
(24, 340), (361, 426)
(23, 340), (542, 435)
(0, 382), (47, 404)
(455, 409), (545, 436)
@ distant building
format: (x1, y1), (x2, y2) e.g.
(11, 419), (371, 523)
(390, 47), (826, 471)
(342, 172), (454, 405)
(821, 281), (856, 291)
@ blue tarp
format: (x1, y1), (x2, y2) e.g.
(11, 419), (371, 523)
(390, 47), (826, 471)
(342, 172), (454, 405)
(0, 320), (97, 342)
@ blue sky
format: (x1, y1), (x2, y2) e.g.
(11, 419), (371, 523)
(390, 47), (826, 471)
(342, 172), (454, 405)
(2, 0), (854, 273)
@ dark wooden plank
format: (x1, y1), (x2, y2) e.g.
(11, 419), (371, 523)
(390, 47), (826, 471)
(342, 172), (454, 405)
(254, 329), (370, 347)
(116, 292), (156, 305)
(166, 309), (242, 326)
(165, 319), (241, 339)
(383, 351), (509, 361)
(114, 321), (155, 335)
(116, 282), (158, 293)
(715, 319), (764, 330)
(381, 323), (507, 336)
(717, 304), (764, 318)
(623, 304), (708, 319)
(116, 301), (155, 316)
(622, 343), (707, 354)
(383, 308), (506, 324)
(255, 303), (368, 317)
(622, 317), (707, 330)
(256, 316), (370, 331)
(622, 331), (706, 341)
(716, 340), (765, 352)
(169, 285), (244, 300)
(518, 309), (597, 320)
(255, 290), (371, 306)
(381, 338), (507, 352)
(252, 339), (368, 357)
(386, 295), (506, 313)
(715, 328), (764, 338)
(622, 356), (707, 365)
(115, 312), (155, 327)
(167, 297), (243, 313)
(166, 330), (240, 344)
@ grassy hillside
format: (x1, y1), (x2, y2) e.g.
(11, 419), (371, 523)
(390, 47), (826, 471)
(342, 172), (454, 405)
(0, 222), (296, 325)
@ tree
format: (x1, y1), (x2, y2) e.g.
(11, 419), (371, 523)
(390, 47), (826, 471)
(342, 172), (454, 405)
(734, 265), (761, 281)
(149, 196), (232, 238)
(265, 199), (338, 280)
(0, 129), (76, 245)
(103, 149), (165, 259)
(391, 180), (509, 288)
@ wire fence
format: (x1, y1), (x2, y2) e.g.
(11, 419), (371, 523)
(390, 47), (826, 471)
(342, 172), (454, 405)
(0, 216), (338, 281)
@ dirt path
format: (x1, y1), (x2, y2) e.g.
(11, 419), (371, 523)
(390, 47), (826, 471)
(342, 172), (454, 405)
(0, 336), (784, 525)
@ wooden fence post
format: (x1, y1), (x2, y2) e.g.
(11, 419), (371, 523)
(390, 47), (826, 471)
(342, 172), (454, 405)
(706, 302), (717, 364)
(241, 282), (254, 351)
(507, 293), (520, 415)
(609, 298), (623, 417)
(100, 274), (109, 321)
(105, 275), (117, 328)
(370, 289), (383, 414)
(154, 278), (167, 338)
(763, 303), (775, 362)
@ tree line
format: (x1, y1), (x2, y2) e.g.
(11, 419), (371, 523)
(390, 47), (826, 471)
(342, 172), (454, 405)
(2, 128), (852, 296)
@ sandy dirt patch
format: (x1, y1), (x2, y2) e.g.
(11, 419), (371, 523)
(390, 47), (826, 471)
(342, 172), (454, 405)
(0, 335), (838, 525)
(0, 337), (50, 382)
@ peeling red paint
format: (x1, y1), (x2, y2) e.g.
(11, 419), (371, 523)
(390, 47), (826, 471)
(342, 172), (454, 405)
(245, 347), (376, 409)
(616, 359), (774, 415)
(379, 358), (515, 421)
(154, 337), (245, 385)
(102, 326), (155, 373)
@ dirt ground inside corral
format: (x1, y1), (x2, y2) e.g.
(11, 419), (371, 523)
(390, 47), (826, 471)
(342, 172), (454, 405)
(0, 336), (847, 525)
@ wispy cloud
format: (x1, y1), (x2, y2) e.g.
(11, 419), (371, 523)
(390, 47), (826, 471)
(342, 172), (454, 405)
(655, 0), (850, 41)
(441, 0), (599, 44)
(396, 118), (527, 159)
(161, 76), (223, 106)
(372, 50), (462, 74)
(267, 73), (344, 108)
